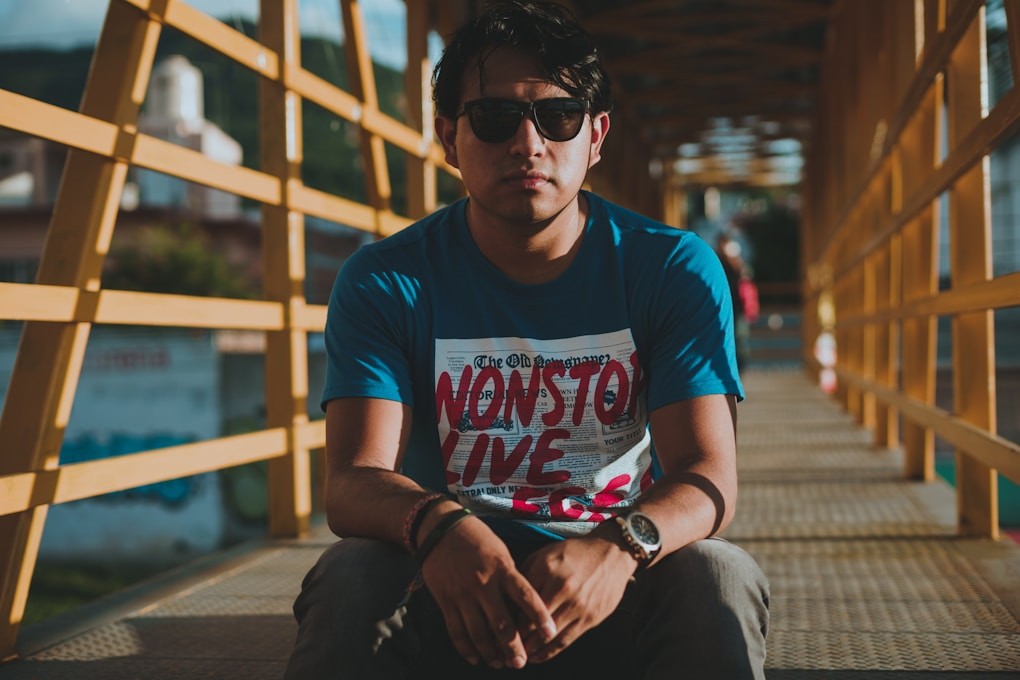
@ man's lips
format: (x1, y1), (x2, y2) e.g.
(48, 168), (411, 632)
(503, 170), (550, 184)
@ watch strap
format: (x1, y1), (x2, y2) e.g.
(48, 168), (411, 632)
(614, 514), (652, 570)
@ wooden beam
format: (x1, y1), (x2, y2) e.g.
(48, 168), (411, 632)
(405, 0), (437, 219)
(0, 90), (283, 205)
(121, 0), (279, 79)
(0, 284), (287, 329)
(814, 0), (983, 267)
(0, 0), (161, 659)
(0, 430), (290, 517)
(947, 7), (997, 539)
(836, 270), (1020, 326)
(260, 0), (312, 539)
(341, 0), (392, 221)
(608, 23), (824, 71)
(836, 370), (1020, 486)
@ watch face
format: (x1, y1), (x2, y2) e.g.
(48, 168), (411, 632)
(629, 513), (660, 546)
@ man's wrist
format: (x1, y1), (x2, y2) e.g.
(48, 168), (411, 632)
(587, 522), (642, 573)
(403, 493), (446, 552)
(414, 499), (465, 549)
(415, 506), (473, 566)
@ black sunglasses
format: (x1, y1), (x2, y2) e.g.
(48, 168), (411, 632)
(457, 97), (589, 143)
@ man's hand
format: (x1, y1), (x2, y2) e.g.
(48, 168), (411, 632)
(518, 533), (635, 663)
(420, 513), (557, 670)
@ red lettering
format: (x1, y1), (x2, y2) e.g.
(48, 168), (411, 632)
(526, 428), (571, 485)
(469, 366), (504, 430)
(440, 430), (460, 484)
(502, 365), (541, 427)
(569, 361), (600, 425)
(461, 433), (490, 487)
(595, 360), (630, 425)
(436, 366), (472, 425)
(541, 363), (566, 426)
(628, 351), (646, 418)
(549, 486), (587, 519)
(592, 473), (632, 521)
(490, 435), (533, 485)
(512, 487), (544, 515)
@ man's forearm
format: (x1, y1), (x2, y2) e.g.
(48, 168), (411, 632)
(325, 464), (442, 545)
(587, 462), (737, 569)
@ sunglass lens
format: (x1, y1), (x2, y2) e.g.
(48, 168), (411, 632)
(535, 100), (586, 141)
(469, 101), (523, 142)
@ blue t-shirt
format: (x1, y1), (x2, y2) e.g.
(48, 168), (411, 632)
(322, 191), (743, 538)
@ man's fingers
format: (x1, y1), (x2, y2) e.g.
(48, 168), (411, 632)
(441, 607), (480, 666)
(528, 618), (580, 664)
(478, 588), (529, 669)
(505, 570), (558, 642)
(460, 602), (507, 669)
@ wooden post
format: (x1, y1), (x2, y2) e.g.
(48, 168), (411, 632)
(341, 0), (393, 230)
(0, 1), (161, 658)
(861, 251), (878, 430)
(876, 152), (902, 449)
(260, 0), (311, 538)
(406, 0), (437, 219)
(946, 8), (997, 538)
(899, 66), (941, 481)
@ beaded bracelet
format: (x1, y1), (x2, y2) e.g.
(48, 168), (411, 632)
(402, 492), (446, 553)
(415, 507), (473, 567)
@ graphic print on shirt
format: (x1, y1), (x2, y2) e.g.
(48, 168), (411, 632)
(435, 331), (652, 535)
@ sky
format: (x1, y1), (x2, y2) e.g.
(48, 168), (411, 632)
(0, 0), (424, 70)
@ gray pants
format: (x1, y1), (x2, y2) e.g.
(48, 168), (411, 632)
(284, 536), (769, 679)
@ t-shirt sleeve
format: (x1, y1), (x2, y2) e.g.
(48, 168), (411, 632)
(320, 248), (416, 411)
(645, 234), (744, 411)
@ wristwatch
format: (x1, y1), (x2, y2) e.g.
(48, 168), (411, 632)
(614, 510), (662, 573)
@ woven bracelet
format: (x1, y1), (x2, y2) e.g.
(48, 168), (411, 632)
(402, 493), (446, 553)
(415, 507), (473, 567)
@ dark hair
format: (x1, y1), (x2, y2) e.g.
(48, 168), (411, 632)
(431, 1), (612, 119)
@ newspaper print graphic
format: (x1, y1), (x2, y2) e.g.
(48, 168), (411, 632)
(435, 331), (653, 535)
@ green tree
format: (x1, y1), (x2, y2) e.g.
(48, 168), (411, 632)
(103, 223), (256, 299)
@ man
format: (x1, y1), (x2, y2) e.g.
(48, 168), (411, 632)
(716, 233), (757, 373)
(284, 2), (769, 678)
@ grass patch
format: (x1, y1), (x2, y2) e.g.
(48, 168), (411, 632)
(24, 563), (165, 626)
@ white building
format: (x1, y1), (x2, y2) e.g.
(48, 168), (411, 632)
(135, 55), (244, 219)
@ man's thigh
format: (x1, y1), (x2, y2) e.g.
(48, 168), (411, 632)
(410, 586), (632, 679)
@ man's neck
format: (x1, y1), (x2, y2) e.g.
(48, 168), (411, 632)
(465, 194), (589, 285)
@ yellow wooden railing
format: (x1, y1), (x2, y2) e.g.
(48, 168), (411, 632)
(0, 0), (473, 659)
(3, 0), (1019, 664)
(802, 0), (1020, 540)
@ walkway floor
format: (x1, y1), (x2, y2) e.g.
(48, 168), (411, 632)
(1, 369), (1018, 678)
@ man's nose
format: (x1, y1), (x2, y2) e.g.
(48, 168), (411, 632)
(509, 113), (545, 156)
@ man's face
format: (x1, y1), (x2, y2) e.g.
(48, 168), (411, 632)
(435, 47), (609, 229)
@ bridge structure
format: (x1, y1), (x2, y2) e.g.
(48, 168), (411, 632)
(0, 0), (1018, 676)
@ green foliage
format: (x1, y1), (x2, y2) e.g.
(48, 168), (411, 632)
(104, 223), (256, 299)
(0, 22), (411, 210)
(741, 203), (800, 286)
(0, 47), (93, 111)
(725, 190), (801, 285)
(24, 562), (164, 626)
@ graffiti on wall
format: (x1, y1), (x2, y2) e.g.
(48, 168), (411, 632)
(60, 432), (202, 507)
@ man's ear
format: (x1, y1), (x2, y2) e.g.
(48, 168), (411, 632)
(587, 111), (610, 169)
(435, 116), (460, 169)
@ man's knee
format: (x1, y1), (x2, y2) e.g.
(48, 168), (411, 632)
(286, 538), (422, 679)
(659, 538), (767, 590)
(294, 537), (417, 625)
(640, 538), (769, 628)
(633, 539), (769, 679)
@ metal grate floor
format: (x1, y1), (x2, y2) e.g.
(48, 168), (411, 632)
(1, 369), (1018, 678)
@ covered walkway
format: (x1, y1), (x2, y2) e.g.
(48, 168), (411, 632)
(1, 369), (1017, 678)
(2, 0), (1020, 677)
